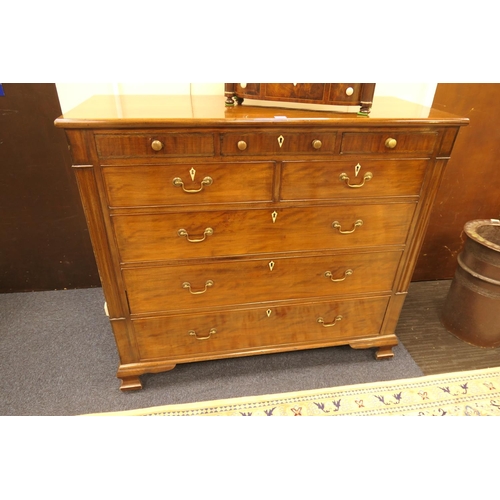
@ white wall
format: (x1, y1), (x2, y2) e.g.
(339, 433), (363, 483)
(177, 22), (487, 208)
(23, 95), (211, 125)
(56, 83), (437, 114)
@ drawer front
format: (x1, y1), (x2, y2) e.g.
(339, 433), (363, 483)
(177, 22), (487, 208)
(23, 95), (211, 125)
(281, 159), (428, 201)
(235, 83), (261, 96)
(220, 131), (337, 156)
(327, 84), (362, 104)
(95, 132), (215, 158)
(263, 83), (326, 101)
(103, 162), (275, 207)
(340, 131), (438, 155)
(132, 296), (391, 361)
(123, 250), (402, 314)
(112, 203), (416, 263)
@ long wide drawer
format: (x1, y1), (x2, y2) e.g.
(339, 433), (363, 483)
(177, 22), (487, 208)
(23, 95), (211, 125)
(103, 162), (275, 207)
(132, 295), (391, 361)
(123, 250), (402, 314)
(112, 203), (416, 263)
(281, 159), (428, 201)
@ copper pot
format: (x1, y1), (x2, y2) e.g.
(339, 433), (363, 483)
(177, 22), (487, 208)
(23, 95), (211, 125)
(441, 219), (500, 348)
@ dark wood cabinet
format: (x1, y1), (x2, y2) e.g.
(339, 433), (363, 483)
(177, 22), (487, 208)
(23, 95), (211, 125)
(55, 94), (466, 390)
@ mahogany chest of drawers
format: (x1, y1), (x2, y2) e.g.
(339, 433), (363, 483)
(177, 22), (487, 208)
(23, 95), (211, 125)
(55, 94), (467, 390)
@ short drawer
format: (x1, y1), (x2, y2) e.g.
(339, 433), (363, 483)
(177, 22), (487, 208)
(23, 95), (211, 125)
(103, 162), (275, 207)
(340, 131), (438, 155)
(95, 132), (215, 158)
(220, 131), (336, 156)
(123, 250), (402, 314)
(112, 203), (416, 263)
(281, 159), (428, 201)
(131, 295), (391, 361)
(327, 84), (362, 104)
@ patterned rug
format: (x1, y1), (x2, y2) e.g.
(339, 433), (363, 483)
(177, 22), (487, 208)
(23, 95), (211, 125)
(91, 367), (500, 416)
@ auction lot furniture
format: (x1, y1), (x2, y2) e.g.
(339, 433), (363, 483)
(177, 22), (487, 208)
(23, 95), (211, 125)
(55, 94), (467, 390)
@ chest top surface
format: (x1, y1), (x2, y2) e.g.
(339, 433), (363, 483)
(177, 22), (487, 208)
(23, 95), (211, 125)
(54, 95), (468, 129)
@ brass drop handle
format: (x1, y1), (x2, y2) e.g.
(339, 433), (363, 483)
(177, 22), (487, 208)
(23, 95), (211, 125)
(385, 138), (397, 149)
(189, 328), (217, 341)
(332, 219), (363, 234)
(151, 140), (164, 151)
(312, 139), (322, 149)
(339, 171), (373, 188)
(324, 269), (353, 282)
(182, 280), (214, 295)
(317, 315), (343, 327)
(178, 227), (214, 243)
(237, 140), (247, 151)
(172, 176), (213, 193)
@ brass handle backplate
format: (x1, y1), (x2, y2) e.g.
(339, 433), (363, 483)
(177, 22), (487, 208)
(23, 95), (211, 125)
(339, 172), (373, 188)
(178, 227), (213, 243)
(172, 176), (213, 193)
(182, 280), (214, 295)
(332, 220), (363, 234)
(151, 140), (163, 151)
(385, 138), (397, 149)
(189, 328), (217, 341)
(317, 315), (343, 327)
(324, 269), (353, 282)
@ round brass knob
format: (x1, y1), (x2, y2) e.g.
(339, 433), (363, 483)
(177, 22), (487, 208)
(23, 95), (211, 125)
(346, 87), (354, 96)
(385, 138), (397, 149)
(151, 140), (163, 151)
(237, 140), (247, 151)
(312, 140), (322, 150)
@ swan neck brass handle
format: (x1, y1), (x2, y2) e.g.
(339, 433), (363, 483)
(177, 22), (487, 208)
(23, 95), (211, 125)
(178, 227), (213, 243)
(151, 140), (164, 151)
(385, 138), (397, 149)
(237, 140), (247, 151)
(332, 219), (363, 234)
(324, 269), (353, 282)
(182, 280), (214, 295)
(172, 176), (213, 193)
(339, 172), (372, 188)
(317, 315), (343, 327)
(189, 328), (217, 341)
(312, 139), (322, 149)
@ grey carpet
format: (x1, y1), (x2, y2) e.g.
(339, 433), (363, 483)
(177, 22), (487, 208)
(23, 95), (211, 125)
(0, 287), (423, 415)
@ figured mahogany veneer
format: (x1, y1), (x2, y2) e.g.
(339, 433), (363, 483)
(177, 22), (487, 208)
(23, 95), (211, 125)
(55, 95), (467, 390)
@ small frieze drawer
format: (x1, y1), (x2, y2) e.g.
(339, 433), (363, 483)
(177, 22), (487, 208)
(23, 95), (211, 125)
(131, 295), (391, 362)
(340, 132), (438, 155)
(220, 131), (337, 156)
(95, 132), (215, 158)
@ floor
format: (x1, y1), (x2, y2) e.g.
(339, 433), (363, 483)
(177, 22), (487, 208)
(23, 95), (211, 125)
(396, 280), (500, 375)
